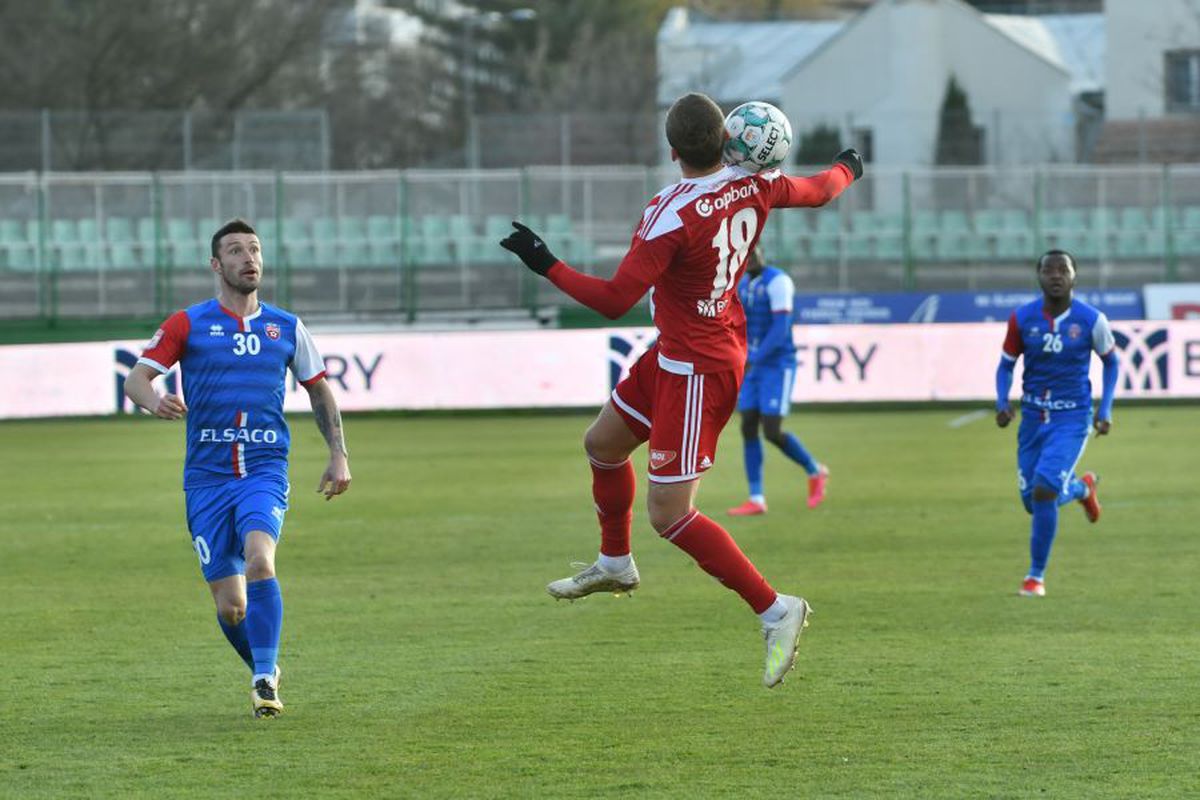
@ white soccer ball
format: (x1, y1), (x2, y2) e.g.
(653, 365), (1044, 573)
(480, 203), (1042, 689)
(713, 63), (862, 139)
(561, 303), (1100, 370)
(722, 101), (793, 173)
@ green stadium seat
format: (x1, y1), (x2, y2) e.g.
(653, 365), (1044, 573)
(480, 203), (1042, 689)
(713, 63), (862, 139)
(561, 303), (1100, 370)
(545, 214), (572, 235)
(106, 217), (134, 242)
(1181, 206), (1200, 230)
(311, 217), (338, 241)
(109, 242), (144, 269)
(808, 233), (840, 260)
(941, 210), (969, 232)
(1089, 207), (1118, 231)
(813, 210), (840, 234)
(368, 241), (396, 266)
(339, 216), (368, 241)
(364, 215), (393, 241)
(282, 218), (308, 241)
(313, 240), (338, 268)
(166, 218), (194, 242)
(1119, 208), (1152, 231)
(846, 233), (873, 259)
(25, 219), (42, 243)
(284, 241), (316, 268)
(0, 219), (26, 243)
(912, 210), (939, 232)
(1002, 209), (1030, 230)
(1115, 231), (1147, 258)
(995, 232), (1032, 260)
(136, 217), (156, 245)
(256, 218), (279, 241)
(974, 209), (1005, 232)
(51, 219), (79, 243)
(3, 242), (37, 270)
(78, 219), (101, 242)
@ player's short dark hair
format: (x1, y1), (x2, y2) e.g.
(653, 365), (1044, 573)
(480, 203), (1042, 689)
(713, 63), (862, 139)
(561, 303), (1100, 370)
(211, 218), (258, 258)
(1037, 249), (1076, 272)
(665, 92), (725, 170)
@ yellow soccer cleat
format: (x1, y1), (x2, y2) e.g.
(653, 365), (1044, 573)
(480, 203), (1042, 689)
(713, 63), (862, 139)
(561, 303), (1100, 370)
(251, 670), (283, 719)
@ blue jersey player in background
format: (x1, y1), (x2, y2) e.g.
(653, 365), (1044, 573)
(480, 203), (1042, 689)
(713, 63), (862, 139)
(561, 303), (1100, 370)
(728, 249), (828, 517)
(995, 249), (1117, 598)
(125, 219), (352, 717)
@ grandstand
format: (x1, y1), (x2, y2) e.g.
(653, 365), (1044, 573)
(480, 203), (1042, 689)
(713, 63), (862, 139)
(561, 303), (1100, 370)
(2, 165), (1198, 322)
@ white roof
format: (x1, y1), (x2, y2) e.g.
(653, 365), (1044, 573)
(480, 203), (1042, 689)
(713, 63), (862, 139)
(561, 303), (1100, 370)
(658, 6), (1105, 105)
(657, 8), (841, 106)
(985, 13), (1104, 94)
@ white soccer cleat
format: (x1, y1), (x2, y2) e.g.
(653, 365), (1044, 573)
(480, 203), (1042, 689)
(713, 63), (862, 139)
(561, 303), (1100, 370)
(547, 558), (640, 600)
(761, 595), (812, 688)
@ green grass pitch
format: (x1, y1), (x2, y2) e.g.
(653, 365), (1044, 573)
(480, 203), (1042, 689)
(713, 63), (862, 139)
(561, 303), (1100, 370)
(1, 406), (1197, 798)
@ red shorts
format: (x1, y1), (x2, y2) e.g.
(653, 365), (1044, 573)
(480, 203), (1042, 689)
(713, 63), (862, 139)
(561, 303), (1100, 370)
(610, 344), (741, 484)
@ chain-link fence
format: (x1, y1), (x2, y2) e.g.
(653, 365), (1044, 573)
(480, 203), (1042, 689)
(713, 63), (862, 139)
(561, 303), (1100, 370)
(1, 164), (1198, 322)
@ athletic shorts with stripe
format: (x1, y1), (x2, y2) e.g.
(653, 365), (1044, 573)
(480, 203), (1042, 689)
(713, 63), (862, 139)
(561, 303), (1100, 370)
(610, 343), (742, 484)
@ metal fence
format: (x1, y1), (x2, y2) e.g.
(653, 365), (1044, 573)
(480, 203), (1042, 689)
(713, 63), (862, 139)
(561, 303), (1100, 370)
(1, 164), (1199, 322)
(0, 110), (331, 172)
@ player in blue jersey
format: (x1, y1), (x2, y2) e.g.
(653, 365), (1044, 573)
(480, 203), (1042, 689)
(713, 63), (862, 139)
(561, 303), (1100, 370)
(728, 249), (827, 516)
(995, 250), (1117, 598)
(124, 218), (351, 717)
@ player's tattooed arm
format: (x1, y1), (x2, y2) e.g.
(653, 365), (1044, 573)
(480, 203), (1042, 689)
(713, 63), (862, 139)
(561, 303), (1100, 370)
(305, 379), (352, 500)
(308, 380), (348, 457)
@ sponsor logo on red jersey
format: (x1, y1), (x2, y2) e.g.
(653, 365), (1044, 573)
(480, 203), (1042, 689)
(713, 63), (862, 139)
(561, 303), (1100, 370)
(694, 181), (760, 218)
(265, 322), (281, 340)
(649, 449), (677, 469)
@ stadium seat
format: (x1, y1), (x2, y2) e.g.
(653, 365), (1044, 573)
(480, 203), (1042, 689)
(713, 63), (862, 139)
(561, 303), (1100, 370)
(284, 241), (316, 268)
(339, 216), (368, 241)
(1089, 207), (1118, 232)
(941, 210), (970, 232)
(0, 219), (25, 243)
(1002, 209), (1030, 231)
(282, 218), (308, 241)
(166, 218), (194, 243)
(339, 240), (369, 266)
(311, 217), (338, 241)
(545, 214), (572, 235)
(313, 240), (338, 268)
(78, 219), (101, 243)
(364, 215), (393, 241)
(136, 217), (156, 245)
(1119, 207), (1152, 231)
(109, 242), (144, 269)
(106, 217), (134, 243)
(974, 209), (1005, 232)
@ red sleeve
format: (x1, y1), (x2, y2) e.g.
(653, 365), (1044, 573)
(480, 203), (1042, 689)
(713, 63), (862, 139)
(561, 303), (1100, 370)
(546, 232), (679, 320)
(767, 163), (854, 209)
(139, 310), (190, 372)
(1002, 312), (1023, 357)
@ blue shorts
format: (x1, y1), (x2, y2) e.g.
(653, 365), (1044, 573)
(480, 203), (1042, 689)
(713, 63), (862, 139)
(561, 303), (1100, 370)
(1016, 413), (1090, 503)
(184, 476), (289, 582)
(738, 363), (797, 416)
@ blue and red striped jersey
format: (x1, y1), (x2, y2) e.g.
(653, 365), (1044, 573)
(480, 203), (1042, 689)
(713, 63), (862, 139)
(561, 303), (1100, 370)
(139, 298), (326, 488)
(1001, 298), (1114, 418)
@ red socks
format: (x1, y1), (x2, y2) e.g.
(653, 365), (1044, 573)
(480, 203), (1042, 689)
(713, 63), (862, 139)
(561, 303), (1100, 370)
(590, 457), (636, 556)
(660, 510), (777, 613)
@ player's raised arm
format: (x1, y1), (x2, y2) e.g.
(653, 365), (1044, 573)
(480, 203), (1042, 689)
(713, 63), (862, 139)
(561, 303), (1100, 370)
(768, 149), (862, 209)
(500, 221), (669, 319)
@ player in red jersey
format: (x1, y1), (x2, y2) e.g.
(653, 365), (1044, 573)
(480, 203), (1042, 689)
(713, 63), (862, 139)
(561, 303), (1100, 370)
(501, 92), (861, 687)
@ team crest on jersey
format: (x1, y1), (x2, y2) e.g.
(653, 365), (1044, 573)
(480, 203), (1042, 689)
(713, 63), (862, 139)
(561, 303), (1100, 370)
(145, 328), (164, 349)
(1067, 323), (1082, 339)
(264, 323), (281, 340)
(649, 449), (677, 469)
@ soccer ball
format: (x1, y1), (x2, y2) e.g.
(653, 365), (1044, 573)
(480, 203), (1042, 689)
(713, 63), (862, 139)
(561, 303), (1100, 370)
(723, 101), (793, 173)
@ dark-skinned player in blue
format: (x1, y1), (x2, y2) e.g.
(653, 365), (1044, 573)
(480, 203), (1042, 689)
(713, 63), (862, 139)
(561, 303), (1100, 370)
(995, 250), (1118, 597)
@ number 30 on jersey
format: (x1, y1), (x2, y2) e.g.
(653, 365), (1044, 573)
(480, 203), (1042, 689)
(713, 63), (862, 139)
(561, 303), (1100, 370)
(232, 332), (261, 356)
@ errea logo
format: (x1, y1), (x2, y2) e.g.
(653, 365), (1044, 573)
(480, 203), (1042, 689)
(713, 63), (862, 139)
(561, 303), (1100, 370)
(209, 324), (225, 337)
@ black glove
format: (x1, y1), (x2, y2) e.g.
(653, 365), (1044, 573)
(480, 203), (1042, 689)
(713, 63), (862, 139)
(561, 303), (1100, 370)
(834, 148), (863, 180)
(499, 221), (558, 276)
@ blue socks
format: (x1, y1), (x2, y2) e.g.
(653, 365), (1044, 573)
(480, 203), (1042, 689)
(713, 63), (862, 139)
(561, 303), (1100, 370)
(780, 433), (819, 475)
(217, 615), (253, 670)
(744, 438), (764, 498)
(244, 577), (283, 682)
(1028, 497), (1058, 580)
(1059, 478), (1088, 506)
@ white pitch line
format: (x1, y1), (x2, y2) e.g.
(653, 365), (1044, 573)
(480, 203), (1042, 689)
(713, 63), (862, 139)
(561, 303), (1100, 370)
(947, 409), (990, 428)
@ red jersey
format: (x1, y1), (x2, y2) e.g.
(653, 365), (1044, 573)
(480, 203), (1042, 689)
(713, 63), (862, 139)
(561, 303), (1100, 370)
(547, 163), (854, 374)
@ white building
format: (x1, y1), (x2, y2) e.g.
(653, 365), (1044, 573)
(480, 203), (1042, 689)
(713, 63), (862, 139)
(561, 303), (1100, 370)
(1095, 0), (1200, 162)
(657, 0), (1103, 167)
